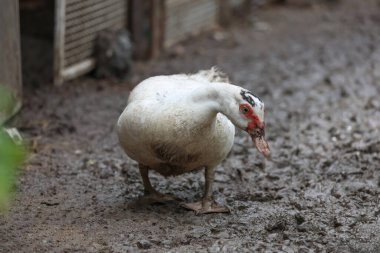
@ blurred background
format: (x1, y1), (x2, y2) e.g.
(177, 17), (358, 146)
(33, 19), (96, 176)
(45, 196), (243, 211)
(2, 0), (342, 111)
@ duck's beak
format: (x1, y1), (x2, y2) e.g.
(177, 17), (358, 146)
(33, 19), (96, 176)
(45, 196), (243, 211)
(250, 127), (270, 158)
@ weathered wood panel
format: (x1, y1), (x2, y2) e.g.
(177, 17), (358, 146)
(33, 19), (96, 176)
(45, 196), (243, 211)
(164, 0), (218, 47)
(129, 0), (153, 59)
(0, 0), (22, 124)
(54, 0), (128, 85)
(151, 0), (165, 58)
(219, 0), (252, 26)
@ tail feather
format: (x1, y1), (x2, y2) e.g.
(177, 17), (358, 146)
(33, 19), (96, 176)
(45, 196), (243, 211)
(190, 66), (230, 83)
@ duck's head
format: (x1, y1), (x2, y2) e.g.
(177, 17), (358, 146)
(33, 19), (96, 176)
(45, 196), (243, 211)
(228, 89), (270, 158)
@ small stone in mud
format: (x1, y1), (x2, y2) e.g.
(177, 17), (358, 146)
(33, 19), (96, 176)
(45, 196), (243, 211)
(266, 220), (287, 232)
(162, 240), (172, 248)
(295, 213), (305, 225)
(190, 227), (210, 239)
(137, 240), (152, 249)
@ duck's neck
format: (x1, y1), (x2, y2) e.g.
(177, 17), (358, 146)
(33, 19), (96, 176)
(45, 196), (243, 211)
(191, 82), (240, 123)
(214, 83), (241, 118)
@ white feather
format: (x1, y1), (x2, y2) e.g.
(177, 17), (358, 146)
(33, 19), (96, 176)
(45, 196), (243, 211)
(117, 69), (261, 176)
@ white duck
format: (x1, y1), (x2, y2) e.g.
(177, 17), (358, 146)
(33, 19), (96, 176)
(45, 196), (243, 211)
(117, 67), (270, 214)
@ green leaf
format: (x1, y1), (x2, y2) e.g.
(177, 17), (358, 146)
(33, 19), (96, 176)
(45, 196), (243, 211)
(0, 85), (16, 120)
(0, 88), (27, 211)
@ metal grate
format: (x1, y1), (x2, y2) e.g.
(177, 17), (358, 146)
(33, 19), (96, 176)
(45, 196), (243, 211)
(165, 0), (218, 47)
(54, 0), (127, 85)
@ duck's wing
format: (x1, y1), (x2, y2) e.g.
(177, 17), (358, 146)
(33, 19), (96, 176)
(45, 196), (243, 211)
(128, 75), (207, 104)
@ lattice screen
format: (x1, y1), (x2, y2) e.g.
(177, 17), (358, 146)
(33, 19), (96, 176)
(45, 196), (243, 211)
(54, 0), (127, 85)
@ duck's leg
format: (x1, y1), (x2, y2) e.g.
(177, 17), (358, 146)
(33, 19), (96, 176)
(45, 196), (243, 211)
(182, 166), (230, 214)
(137, 164), (177, 204)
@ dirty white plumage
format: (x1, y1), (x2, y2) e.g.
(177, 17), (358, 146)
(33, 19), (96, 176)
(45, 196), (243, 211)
(117, 67), (269, 214)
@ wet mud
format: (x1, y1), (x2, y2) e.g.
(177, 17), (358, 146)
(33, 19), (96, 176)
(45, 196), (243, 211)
(1, 0), (380, 252)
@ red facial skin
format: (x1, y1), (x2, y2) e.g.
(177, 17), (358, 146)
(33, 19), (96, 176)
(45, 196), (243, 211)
(240, 103), (270, 158)
(239, 103), (264, 132)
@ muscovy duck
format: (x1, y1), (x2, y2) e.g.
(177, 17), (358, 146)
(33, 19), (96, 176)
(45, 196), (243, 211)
(117, 67), (270, 214)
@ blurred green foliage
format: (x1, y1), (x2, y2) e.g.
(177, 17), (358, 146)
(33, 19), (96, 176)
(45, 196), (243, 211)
(0, 87), (27, 211)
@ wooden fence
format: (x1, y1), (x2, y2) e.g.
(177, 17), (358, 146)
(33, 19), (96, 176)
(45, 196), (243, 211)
(0, 0), (22, 124)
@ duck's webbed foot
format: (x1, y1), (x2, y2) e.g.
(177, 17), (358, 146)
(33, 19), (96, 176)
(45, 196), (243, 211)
(181, 200), (230, 214)
(181, 166), (230, 214)
(137, 164), (179, 205)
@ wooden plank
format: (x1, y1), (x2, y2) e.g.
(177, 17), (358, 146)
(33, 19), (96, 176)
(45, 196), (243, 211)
(64, 15), (125, 45)
(129, 0), (152, 59)
(63, 19), (124, 53)
(151, 0), (165, 58)
(64, 40), (94, 56)
(65, 0), (125, 24)
(64, 20), (125, 67)
(66, 0), (105, 10)
(166, 1), (216, 31)
(0, 0), (22, 123)
(166, 0), (192, 8)
(54, 0), (66, 86)
(65, 8), (125, 36)
(66, 0), (88, 5)
(219, 0), (252, 25)
(164, 0), (218, 47)
(62, 58), (95, 80)
(64, 48), (93, 67)
(218, 0), (232, 26)
(56, 0), (128, 84)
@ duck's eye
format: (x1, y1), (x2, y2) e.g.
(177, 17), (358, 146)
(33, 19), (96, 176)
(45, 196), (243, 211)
(241, 106), (249, 114)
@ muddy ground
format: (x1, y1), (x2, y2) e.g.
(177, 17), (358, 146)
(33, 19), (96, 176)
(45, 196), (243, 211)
(1, 0), (380, 252)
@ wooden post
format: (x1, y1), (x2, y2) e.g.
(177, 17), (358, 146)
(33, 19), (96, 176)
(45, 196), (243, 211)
(53, 0), (66, 86)
(219, 0), (232, 27)
(0, 0), (22, 124)
(151, 0), (165, 58)
(219, 0), (252, 26)
(129, 0), (152, 59)
(129, 0), (165, 59)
